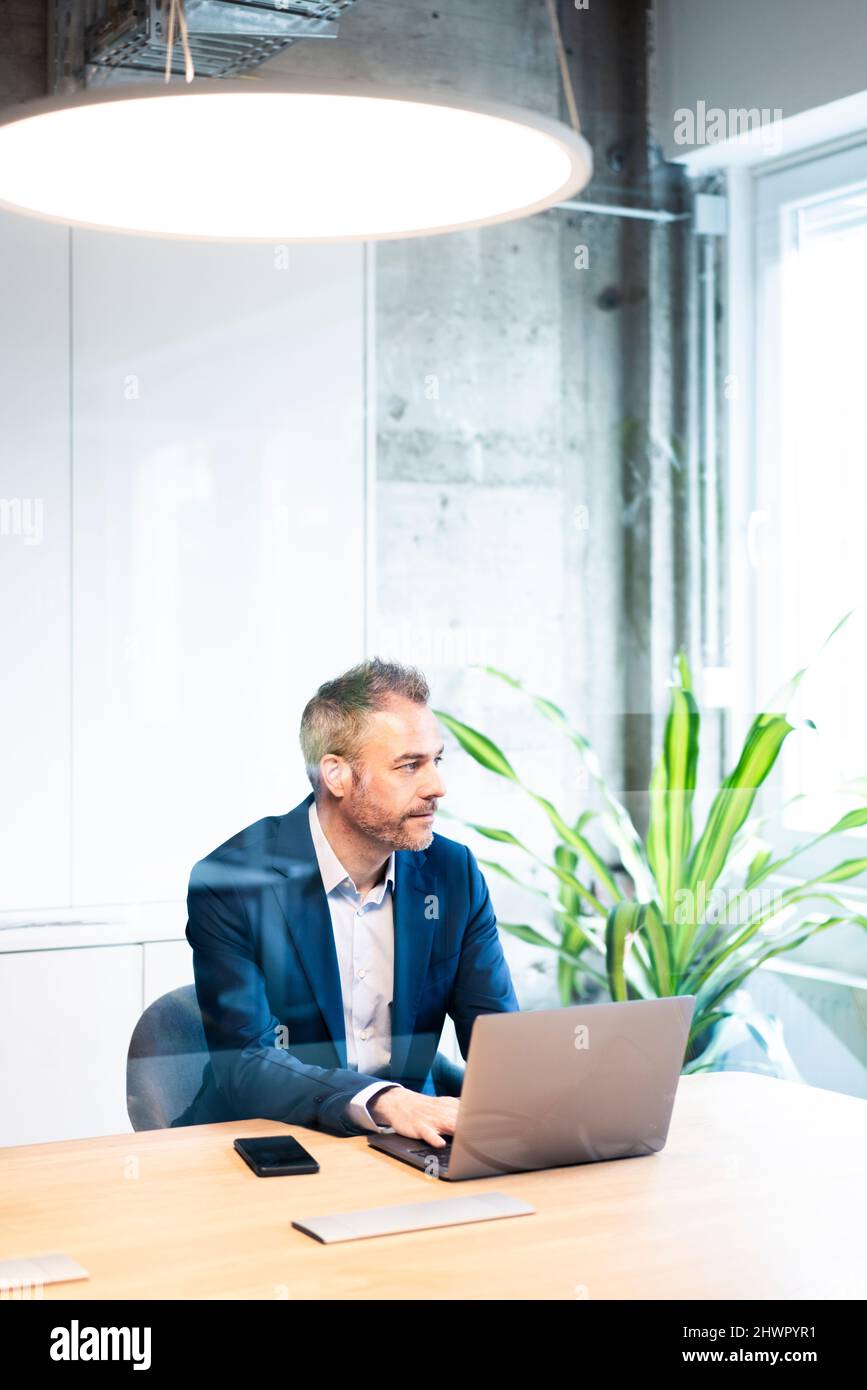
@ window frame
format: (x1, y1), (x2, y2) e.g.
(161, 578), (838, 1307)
(728, 141), (867, 951)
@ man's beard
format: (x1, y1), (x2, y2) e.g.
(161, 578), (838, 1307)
(347, 767), (434, 851)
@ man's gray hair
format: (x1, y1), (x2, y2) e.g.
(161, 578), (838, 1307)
(299, 656), (430, 795)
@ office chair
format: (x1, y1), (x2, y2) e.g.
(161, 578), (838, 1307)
(127, 984), (465, 1131)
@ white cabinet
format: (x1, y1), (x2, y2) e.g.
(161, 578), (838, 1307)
(0, 928), (199, 1147)
(0, 944), (142, 1146)
(143, 939), (194, 1008)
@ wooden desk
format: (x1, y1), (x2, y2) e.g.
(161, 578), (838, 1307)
(1, 1073), (864, 1299)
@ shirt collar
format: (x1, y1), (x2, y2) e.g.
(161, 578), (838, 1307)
(308, 799), (396, 899)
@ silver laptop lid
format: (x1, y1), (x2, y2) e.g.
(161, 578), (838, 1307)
(445, 996), (695, 1180)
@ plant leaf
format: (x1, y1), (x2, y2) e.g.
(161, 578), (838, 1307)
(686, 711), (794, 908)
(526, 790), (622, 902)
(683, 1005), (804, 1081)
(739, 806), (867, 894)
(433, 710), (518, 780)
(646, 658), (700, 923)
(763, 608), (855, 715)
(496, 922), (604, 980)
(474, 664), (654, 897)
(435, 706), (621, 904)
(605, 900), (645, 1002)
(693, 911), (858, 1014)
(745, 846), (773, 888)
(639, 899), (676, 996)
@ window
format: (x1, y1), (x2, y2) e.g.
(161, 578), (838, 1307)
(745, 142), (867, 887)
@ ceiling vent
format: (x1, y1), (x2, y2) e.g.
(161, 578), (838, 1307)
(51, 0), (360, 88)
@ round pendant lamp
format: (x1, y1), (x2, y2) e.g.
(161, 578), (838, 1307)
(0, 80), (592, 243)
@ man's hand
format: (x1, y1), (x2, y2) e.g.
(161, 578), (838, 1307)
(368, 1087), (459, 1147)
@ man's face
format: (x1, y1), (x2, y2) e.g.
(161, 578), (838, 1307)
(340, 696), (447, 850)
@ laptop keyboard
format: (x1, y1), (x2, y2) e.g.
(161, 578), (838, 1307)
(408, 1142), (452, 1171)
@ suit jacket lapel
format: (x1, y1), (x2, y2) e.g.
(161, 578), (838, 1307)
(268, 792), (348, 1068)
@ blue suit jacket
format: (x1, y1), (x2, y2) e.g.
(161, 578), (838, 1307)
(175, 790), (519, 1136)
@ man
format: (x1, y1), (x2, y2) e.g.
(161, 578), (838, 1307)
(175, 657), (519, 1147)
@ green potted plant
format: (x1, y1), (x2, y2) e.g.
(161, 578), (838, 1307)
(434, 619), (867, 1076)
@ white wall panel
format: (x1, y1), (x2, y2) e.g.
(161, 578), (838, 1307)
(71, 235), (367, 904)
(0, 211), (71, 909)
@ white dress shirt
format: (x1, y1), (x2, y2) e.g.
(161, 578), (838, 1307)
(308, 801), (405, 1132)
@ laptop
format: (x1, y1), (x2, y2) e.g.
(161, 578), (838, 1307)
(367, 996), (696, 1181)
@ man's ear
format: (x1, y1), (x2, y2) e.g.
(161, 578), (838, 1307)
(319, 754), (347, 800)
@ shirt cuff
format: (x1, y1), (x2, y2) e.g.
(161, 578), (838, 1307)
(344, 1081), (404, 1133)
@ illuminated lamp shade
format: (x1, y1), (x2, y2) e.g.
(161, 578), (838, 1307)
(0, 80), (593, 243)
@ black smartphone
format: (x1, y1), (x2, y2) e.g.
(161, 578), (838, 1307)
(234, 1135), (320, 1176)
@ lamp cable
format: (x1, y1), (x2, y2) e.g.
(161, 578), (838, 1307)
(544, 0), (581, 135)
(165, 0), (195, 84)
